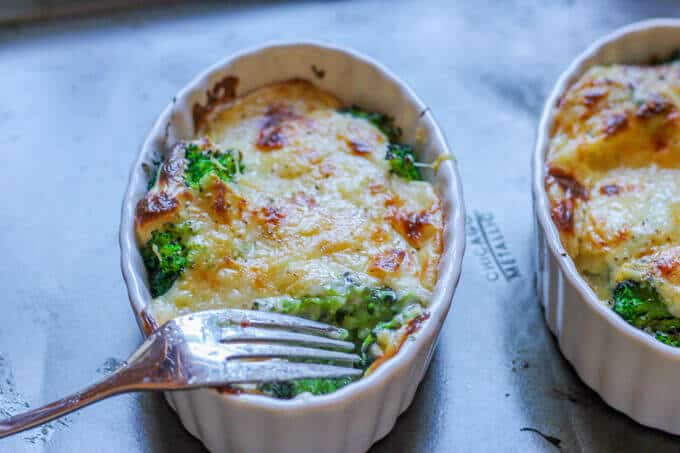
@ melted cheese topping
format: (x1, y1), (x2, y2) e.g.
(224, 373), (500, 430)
(139, 80), (442, 325)
(546, 63), (680, 305)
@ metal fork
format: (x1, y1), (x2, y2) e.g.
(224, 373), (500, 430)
(0, 309), (361, 438)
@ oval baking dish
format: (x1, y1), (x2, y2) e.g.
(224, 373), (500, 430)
(534, 19), (680, 434)
(120, 42), (465, 452)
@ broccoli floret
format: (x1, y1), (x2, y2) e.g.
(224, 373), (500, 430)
(261, 381), (294, 399)
(140, 223), (195, 297)
(613, 280), (680, 346)
(184, 143), (243, 189)
(268, 292), (348, 326)
(340, 105), (402, 143)
(339, 106), (424, 181)
(289, 377), (355, 396)
(254, 281), (420, 398)
(341, 286), (399, 340)
(655, 331), (680, 347)
(613, 281), (671, 327)
(386, 144), (422, 181)
(261, 377), (356, 399)
(255, 285), (402, 345)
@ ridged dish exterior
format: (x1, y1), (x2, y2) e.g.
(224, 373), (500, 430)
(119, 42), (465, 452)
(163, 339), (435, 453)
(534, 20), (680, 435)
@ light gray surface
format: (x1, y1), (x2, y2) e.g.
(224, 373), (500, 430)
(1, 1), (679, 452)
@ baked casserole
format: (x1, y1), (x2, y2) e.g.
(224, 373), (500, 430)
(545, 54), (680, 346)
(135, 79), (443, 397)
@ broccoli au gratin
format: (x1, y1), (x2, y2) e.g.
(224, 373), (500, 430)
(135, 79), (443, 397)
(545, 55), (680, 346)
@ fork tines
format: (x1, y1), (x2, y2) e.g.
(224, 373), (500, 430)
(223, 360), (363, 383)
(220, 326), (356, 351)
(214, 309), (349, 339)
(190, 309), (363, 382)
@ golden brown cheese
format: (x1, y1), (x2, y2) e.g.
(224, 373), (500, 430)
(549, 65), (680, 175)
(546, 63), (680, 302)
(137, 80), (443, 327)
(136, 142), (188, 243)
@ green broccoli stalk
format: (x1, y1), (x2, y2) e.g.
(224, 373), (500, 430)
(339, 105), (402, 143)
(613, 280), (680, 346)
(184, 143), (244, 189)
(140, 223), (196, 297)
(386, 144), (422, 181)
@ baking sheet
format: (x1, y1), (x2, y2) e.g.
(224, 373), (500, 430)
(1, 1), (680, 451)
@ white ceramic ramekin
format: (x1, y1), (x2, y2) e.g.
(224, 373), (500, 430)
(534, 20), (680, 434)
(119, 42), (465, 452)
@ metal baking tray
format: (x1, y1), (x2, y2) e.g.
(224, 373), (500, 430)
(1, 1), (679, 451)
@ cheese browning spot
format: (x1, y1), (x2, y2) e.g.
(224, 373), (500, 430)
(545, 167), (589, 200)
(136, 192), (179, 227)
(636, 94), (670, 118)
(209, 181), (232, 224)
(550, 199), (575, 233)
(368, 249), (406, 277)
(655, 250), (680, 284)
(581, 87), (607, 106)
(158, 155), (184, 186)
(256, 206), (285, 234)
(256, 105), (298, 151)
(599, 184), (621, 196)
(366, 312), (430, 375)
(390, 209), (437, 248)
(289, 191), (317, 208)
(604, 113), (629, 136)
(545, 167), (589, 233)
(347, 139), (372, 155)
(369, 183), (386, 195)
(193, 76), (239, 132)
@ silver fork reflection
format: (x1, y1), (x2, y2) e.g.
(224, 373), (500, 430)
(0, 309), (361, 438)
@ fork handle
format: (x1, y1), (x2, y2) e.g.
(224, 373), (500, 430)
(0, 328), (178, 438)
(0, 366), (141, 438)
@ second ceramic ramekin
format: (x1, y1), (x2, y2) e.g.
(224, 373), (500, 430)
(534, 19), (680, 434)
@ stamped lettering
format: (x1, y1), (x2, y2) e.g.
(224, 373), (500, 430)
(466, 211), (521, 282)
